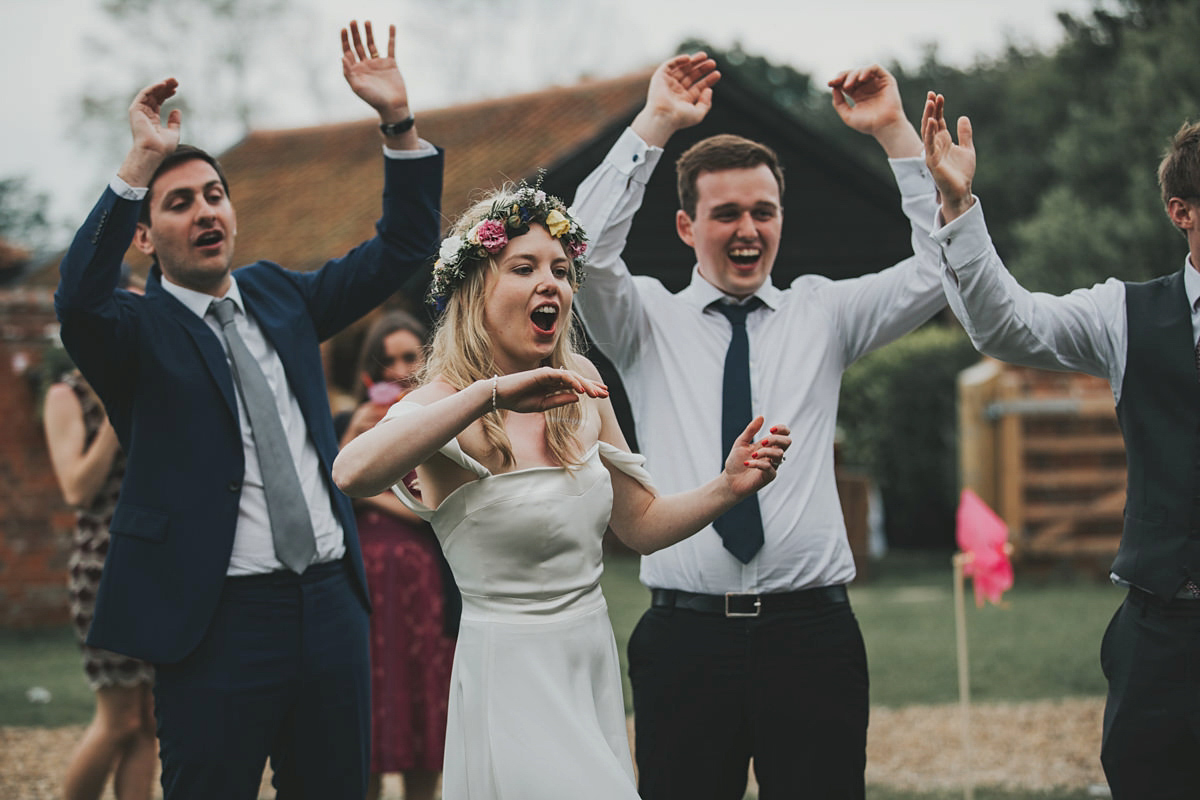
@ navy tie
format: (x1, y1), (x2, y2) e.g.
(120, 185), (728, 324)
(712, 299), (764, 563)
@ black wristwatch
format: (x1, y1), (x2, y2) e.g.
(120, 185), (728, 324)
(379, 115), (415, 137)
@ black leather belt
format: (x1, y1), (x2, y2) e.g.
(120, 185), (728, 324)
(651, 585), (848, 618)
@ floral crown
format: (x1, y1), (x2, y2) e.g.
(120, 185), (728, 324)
(428, 177), (588, 310)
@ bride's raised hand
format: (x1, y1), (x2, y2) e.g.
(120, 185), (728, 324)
(722, 418), (791, 495)
(493, 366), (608, 413)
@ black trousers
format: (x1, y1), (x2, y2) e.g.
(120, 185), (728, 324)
(628, 595), (868, 800)
(153, 560), (370, 800)
(1100, 590), (1200, 799)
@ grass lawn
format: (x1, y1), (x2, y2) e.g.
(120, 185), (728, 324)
(0, 625), (95, 727)
(599, 549), (1115, 711)
(597, 550), (1115, 800)
(1, 551), (1118, 799)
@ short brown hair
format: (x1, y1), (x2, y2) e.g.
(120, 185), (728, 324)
(139, 145), (231, 225)
(1158, 121), (1200, 207)
(675, 134), (785, 218)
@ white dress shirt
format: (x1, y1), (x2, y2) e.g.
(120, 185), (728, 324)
(159, 275), (346, 575)
(571, 128), (943, 594)
(933, 199), (1200, 405)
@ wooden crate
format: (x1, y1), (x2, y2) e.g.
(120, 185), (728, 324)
(958, 359), (1124, 563)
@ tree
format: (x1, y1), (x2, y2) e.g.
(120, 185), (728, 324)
(0, 177), (52, 253)
(76, 0), (332, 171)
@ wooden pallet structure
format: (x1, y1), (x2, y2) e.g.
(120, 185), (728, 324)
(958, 358), (1126, 563)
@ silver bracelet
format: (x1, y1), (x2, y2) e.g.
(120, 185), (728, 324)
(491, 374), (499, 412)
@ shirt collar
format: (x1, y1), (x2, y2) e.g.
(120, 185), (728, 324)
(677, 265), (782, 312)
(160, 273), (245, 320)
(1186, 255), (1200, 313)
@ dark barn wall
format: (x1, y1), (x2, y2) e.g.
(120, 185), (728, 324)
(0, 289), (73, 628)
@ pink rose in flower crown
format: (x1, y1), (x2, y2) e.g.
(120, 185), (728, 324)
(567, 240), (588, 259)
(476, 219), (509, 254)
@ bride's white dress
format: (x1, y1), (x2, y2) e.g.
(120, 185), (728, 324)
(384, 401), (653, 799)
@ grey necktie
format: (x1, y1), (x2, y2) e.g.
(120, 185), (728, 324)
(209, 297), (316, 573)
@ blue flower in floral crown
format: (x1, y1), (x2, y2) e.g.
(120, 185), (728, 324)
(428, 175), (587, 310)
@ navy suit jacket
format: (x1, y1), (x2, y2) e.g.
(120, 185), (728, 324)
(54, 151), (444, 664)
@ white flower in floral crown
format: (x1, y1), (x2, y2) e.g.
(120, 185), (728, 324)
(439, 235), (464, 264)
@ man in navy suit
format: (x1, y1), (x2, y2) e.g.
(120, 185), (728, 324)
(53, 21), (443, 799)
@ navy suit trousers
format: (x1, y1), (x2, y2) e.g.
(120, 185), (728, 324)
(153, 560), (370, 800)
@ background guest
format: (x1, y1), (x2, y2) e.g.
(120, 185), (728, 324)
(337, 311), (458, 800)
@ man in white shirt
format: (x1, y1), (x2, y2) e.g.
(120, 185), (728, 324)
(570, 53), (943, 799)
(922, 91), (1200, 800)
(53, 22), (443, 799)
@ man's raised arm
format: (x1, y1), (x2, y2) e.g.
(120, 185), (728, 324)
(921, 91), (1121, 382)
(341, 20), (423, 152)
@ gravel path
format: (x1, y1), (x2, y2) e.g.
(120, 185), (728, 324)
(0, 697), (1108, 798)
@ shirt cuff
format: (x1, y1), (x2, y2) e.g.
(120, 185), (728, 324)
(931, 198), (991, 267)
(889, 155), (934, 197)
(608, 128), (663, 181)
(110, 175), (148, 201)
(383, 138), (439, 159)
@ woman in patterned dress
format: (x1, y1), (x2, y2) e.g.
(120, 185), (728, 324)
(44, 353), (156, 799)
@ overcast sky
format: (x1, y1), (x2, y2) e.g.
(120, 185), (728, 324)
(3, 0), (1102, 233)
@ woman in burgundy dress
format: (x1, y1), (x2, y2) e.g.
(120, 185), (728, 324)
(338, 311), (458, 800)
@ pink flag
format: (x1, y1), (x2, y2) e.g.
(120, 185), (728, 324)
(956, 488), (1013, 606)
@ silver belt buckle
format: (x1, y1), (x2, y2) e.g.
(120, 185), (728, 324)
(724, 592), (762, 618)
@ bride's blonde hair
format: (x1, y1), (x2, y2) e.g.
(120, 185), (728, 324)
(422, 188), (587, 468)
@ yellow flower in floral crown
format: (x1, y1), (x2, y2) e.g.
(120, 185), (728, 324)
(545, 209), (570, 238)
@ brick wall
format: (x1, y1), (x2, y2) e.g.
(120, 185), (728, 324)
(0, 288), (73, 628)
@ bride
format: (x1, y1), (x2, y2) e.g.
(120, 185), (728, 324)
(333, 183), (790, 798)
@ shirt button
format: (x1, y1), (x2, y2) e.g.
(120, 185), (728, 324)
(228, 480), (241, 493)
(632, 153), (639, 162)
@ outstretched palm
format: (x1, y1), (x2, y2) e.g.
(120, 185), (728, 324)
(922, 92), (976, 218)
(341, 21), (408, 115)
(496, 367), (608, 414)
(722, 418), (790, 496)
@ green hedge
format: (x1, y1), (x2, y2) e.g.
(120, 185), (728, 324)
(838, 324), (979, 549)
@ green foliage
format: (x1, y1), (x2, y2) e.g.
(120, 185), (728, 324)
(0, 176), (51, 250)
(683, 1), (1200, 550)
(852, 550), (1112, 705)
(890, 0), (1200, 293)
(605, 553), (1113, 712)
(839, 325), (979, 549)
(709, 1), (1200, 295)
